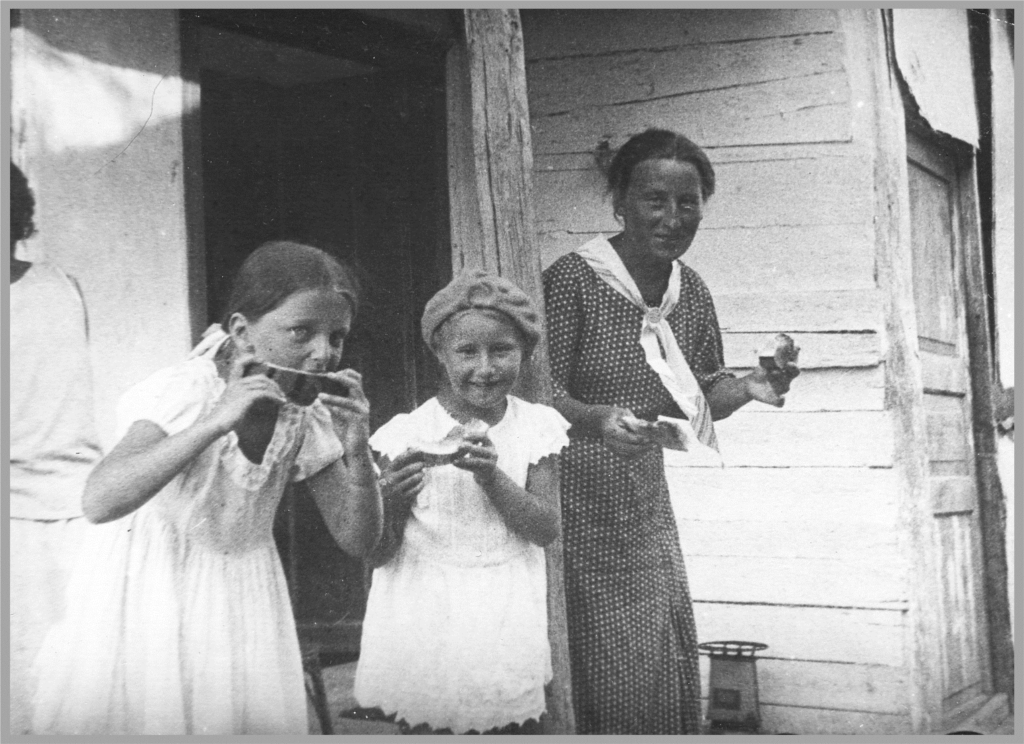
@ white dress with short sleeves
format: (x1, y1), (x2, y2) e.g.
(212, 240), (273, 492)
(31, 337), (343, 735)
(354, 396), (570, 733)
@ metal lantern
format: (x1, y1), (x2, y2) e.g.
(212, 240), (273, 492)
(698, 640), (768, 734)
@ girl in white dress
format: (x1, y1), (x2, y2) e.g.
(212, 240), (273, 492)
(31, 241), (382, 735)
(354, 270), (570, 734)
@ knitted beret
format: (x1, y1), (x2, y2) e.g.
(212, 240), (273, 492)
(421, 269), (542, 353)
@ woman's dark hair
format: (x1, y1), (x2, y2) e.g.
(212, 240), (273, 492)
(221, 240), (361, 327)
(11, 163), (36, 245)
(606, 128), (716, 203)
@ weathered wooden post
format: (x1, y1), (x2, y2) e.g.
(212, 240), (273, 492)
(445, 8), (575, 735)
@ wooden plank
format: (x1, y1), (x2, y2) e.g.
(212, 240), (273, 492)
(450, 12), (574, 733)
(539, 223), (878, 295)
(532, 71), (851, 154)
(686, 224), (876, 294)
(534, 156), (873, 233)
(527, 34), (844, 116)
(693, 602), (904, 666)
(974, 453), (1012, 697)
(521, 9), (839, 60)
(935, 516), (986, 704)
(759, 704), (913, 735)
(698, 656), (909, 714)
(930, 476), (977, 514)
(715, 289), (883, 333)
(679, 518), (896, 562)
(667, 467), (899, 525)
(926, 406), (972, 463)
(907, 157), (960, 348)
(720, 335), (880, 370)
(865, 12), (943, 731)
(533, 141), (871, 172)
(695, 410), (894, 468)
(445, 42), (487, 275)
(921, 353), (969, 394)
(461, 11), (542, 288)
(686, 554), (907, 608)
(958, 137), (1010, 700)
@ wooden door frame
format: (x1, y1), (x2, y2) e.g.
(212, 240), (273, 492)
(952, 133), (1013, 711)
(869, 9), (1011, 732)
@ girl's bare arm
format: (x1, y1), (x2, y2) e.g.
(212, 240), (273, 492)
(460, 447), (561, 547)
(83, 360), (285, 524)
(83, 418), (226, 523)
(364, 451), (423, 568)
(306, 446), (383, 558)
(305, 369), (383, 558)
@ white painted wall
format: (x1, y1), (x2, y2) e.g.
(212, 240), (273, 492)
(891, 9), (979, 148)
(12, 10), (198, 448)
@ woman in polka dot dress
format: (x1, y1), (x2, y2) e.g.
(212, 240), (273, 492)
(542, 129), (798, 734)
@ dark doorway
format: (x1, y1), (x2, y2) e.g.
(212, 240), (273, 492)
(181, 9), (453, 657)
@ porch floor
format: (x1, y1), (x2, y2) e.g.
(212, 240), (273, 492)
(306, 661), (1017, 736)
(306, 660), (400, 735)
(946, 693), (1015, 736)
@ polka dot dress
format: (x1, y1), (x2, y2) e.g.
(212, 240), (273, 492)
(542, 249), (733, 735)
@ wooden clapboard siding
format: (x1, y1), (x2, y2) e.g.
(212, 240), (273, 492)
(715, 289), (882, 333)
(759, 705), (913, 735)
(687, 554), (905, 608)
(693, 603), (904, 665)
(528, 35), (844, 116)
(698, 656), (909, 714)
(535, 155), (873, 232)
(735, 367), (885, 411)
(858, 7), (944, 732)
(522, 8), (912, 734)
(726, 334), (881, 370)
(523, 9), (839, 60)
(701, 411), (892, 467)
(543, 223), (876, 294)
(670, 467), (899, 524)
(686, 225), (877, 294)
(680, 519), (897, 562)
(531, 73), (850, 152)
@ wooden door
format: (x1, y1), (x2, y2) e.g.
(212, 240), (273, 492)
(906, 132), (991, 721)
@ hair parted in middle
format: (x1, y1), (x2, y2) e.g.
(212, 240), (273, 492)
(421, 269), (542, 355)
(606, 128), (715, 206)
(221, 240), (361, 327)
